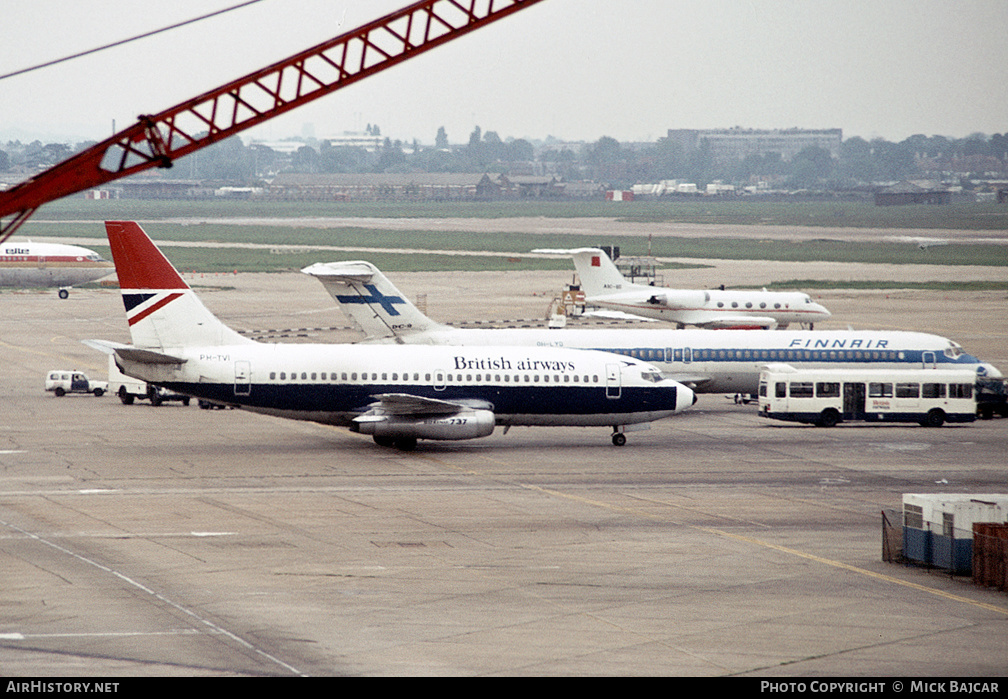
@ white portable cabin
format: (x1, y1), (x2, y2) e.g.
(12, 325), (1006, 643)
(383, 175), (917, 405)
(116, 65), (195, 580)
(902, 494), (1008, 574)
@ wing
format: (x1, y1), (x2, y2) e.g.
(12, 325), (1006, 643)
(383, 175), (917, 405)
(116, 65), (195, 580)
(364, 393), (493, 417)
(663, 373), (713, 389)
(693, 315), (778, 330)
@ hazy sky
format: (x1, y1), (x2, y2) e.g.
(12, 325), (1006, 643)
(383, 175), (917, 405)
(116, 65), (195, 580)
(2, 0), (1006, 147)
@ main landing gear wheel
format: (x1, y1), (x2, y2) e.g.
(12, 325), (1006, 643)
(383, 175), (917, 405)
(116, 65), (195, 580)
(611, 433), (627, 446)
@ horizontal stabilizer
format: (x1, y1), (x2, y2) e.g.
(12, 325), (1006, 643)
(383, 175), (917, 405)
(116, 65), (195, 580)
(81, 338), (128, 355)
(531, 247), (603, 255)
(116, 347), (187, 365)
(301, 261), (376, 283)
(82, 340), (185, 365)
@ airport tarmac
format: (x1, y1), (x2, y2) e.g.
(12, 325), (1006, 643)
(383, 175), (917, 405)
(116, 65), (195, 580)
(1, 264), (1007, 676)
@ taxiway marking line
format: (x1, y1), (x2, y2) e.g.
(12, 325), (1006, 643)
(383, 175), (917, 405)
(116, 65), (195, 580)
(424, 453), (1008, 619)
(0, 517), (305, 676)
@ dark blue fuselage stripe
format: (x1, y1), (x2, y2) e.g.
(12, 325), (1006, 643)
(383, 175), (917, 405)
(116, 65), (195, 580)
(157, 382), (678, 418)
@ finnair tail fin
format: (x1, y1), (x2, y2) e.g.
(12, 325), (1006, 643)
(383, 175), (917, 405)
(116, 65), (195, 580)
(302, 261), (445, 340)
(104, 221), (252, 350)
(532, 247), (633, 297)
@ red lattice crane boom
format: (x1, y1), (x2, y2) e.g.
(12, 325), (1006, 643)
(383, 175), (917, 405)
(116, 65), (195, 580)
(0, 0), (545, 243)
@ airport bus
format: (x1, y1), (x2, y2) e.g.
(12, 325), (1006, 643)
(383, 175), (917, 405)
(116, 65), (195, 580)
(757, 365), (978, 427)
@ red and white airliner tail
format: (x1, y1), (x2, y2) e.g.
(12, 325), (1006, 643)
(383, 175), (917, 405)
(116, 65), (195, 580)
(105, 221), (189, 290)
(104, 221), (251, 350)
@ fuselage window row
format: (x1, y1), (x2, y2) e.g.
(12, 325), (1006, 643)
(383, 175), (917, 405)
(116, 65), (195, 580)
(266, 371), (602, 384)
(612, 348), (912, 362)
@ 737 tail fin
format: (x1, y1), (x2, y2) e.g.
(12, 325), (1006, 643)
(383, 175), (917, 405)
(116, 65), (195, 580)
(302, 261), (445, 340)
(104, 221), (252, 349)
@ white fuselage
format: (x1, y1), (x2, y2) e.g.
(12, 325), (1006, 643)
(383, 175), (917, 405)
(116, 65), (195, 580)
(0, 241), (114, 288)
(358, 327), (1002, 396)
(117, 342), (694, 427)
(589, 287), (830, 328)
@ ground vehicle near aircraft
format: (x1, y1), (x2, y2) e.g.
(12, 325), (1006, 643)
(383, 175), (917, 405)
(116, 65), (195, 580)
(756, 365), (978, 427)
(534, 248), (830, 329)
(85, 222), (694, 449)
(45, 370), (107, 397)
(108, 355), (189, 406)
(1, 240), (114, 297)
(976, 377), (1008, 419)
(303, 260), (1002, 397)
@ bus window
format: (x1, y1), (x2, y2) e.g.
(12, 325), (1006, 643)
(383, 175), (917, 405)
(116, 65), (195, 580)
(789, 382), (814, 398)
(922, 383), (947, 399)
(949, 383), (973, 399)
(775, 382), (786, 398)
(896, 383), (919, 398)
(816, 382), (840, 398)
(868, 382), (893, 398)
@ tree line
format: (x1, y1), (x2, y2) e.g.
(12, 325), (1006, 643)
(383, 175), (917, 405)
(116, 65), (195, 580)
(3, 128), (1006, 191)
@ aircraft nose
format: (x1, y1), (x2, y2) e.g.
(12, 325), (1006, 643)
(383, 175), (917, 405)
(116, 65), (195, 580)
(677, 384), (696, 412)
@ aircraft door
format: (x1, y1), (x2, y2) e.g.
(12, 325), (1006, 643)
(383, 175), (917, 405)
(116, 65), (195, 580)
(605, 363), (621, 399)
(234, 360), (251, 396)
(843, 382), (865, 420)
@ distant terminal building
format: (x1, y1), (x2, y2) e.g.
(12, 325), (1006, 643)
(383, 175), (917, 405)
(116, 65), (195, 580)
(322, 131), (385, 152)
(666, 128), (843, 167)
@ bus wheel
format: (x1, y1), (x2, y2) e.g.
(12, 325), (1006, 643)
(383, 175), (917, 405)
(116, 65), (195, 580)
(817, 409), (840, 427)
(922, 409), (946, 428)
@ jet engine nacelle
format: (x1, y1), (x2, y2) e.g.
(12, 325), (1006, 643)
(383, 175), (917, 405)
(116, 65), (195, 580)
(353, 409), (496, 441)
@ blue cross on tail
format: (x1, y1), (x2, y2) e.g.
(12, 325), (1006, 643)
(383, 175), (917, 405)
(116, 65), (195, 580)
(335, 284), (406, 316)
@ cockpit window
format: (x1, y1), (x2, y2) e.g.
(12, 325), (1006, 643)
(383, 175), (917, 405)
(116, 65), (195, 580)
(944, 342), (962, 359)
(640, 369), (664, 383)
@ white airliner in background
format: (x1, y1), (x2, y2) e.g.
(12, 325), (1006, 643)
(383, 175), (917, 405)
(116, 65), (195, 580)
(85, 222), (695, 450)
(1, 239), (114, 298)
(533, 247), (831, 329)
(304, 260), (1002, 396)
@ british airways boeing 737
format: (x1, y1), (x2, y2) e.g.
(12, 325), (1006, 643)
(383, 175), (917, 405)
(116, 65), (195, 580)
(85, 222), (694, 449)
(303, 260), (1002, 396)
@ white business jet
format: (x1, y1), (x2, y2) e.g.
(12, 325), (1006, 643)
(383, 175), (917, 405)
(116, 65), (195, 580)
(533, 247), (831, 329)
(85, 222), (695, 449)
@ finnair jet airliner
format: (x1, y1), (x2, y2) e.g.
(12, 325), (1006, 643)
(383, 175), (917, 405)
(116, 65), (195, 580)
(304, 260), (1002, 396)
(85, 222), (694, 449)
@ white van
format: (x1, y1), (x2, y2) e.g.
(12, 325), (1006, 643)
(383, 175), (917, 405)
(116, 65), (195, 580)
(108, 355), (190, 406)
(758, 364), (977, 427)
(45, 370), (107, 397)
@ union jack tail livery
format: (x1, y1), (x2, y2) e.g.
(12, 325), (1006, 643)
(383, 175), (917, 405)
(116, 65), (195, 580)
(104, 221), (251, 350)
